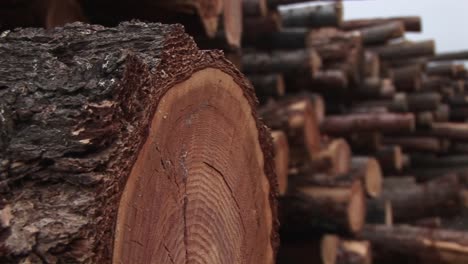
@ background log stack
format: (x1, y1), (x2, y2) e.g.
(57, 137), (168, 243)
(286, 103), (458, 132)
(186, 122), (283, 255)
(2, 1), (468, 264)
(239, 1), (468, 264)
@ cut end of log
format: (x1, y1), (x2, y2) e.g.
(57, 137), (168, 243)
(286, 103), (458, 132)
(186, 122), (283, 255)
(114, 68), (275, 264)
(365, 158), (383, 198)
(329, 139), (352, 176)
(348, 181), (366, 234)
(321, 235), (340, 264)
(272, 131), (290, 196)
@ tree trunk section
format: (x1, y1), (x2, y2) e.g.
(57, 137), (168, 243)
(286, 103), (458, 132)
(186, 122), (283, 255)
(279, 2), (343, 28)
(361, 224), (468, 264)
(0, 22), (278, 264)
(341, 16), (422, 32)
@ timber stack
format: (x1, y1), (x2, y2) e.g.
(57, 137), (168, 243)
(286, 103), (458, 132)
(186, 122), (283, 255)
(2, 0), (468, 264)
(239, 1), (468, 264)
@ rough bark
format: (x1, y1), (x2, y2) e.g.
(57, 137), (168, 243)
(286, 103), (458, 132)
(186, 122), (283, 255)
(0, 22), (278, 263)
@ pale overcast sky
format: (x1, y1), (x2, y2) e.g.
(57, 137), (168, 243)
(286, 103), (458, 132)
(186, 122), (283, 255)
(343, 0), (468, 53)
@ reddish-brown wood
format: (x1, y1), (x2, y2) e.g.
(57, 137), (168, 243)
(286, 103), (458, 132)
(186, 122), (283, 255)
(260, 99), (322, 166)
(272, 131), (290, 196)
(309, 139), (352, 177)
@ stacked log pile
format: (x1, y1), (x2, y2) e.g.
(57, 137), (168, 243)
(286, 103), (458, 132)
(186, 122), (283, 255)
(239, 1), (468, 264)
(2, 1), (468, 264)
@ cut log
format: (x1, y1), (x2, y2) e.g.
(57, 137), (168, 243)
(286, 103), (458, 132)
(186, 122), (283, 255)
(427, 63), (466, 79)
(341, 16), (422, 32)
(282, 93), (326, 124)
(361, 224), (468, 264)
(272, 131), (290, 196)
(306, 28), (362, 62)
(388, 64), (423, 92)
(242, 49), (322, 77)
(280, 2), (343, 28)
(309, 139), (352, 177)
(222, 0), (243, 48)
(431, 50), (468, 62)
(367, 174), (460, 222)
(375, 145), (404, 173)
(0, 22), (277, 263)
(260, 99), (322, 166)
(371, 40), (435, 61)
(312, 69), (349, 92)
(367, 199), (393, 225)
(248, 74), (286, 100)
(321, 113), (416, 135)
(281, 178), (366, 235)
(359, 21), (405, 45)
(349, 157), (383, 198)
(431, 122), (468, 140)
(382, 136), (447, 153)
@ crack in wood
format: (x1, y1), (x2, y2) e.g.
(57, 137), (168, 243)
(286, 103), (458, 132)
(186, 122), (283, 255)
(203, 161), (247, 234)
